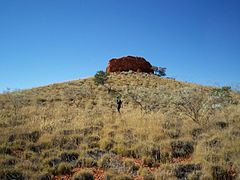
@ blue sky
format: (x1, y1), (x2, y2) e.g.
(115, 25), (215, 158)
(0, 0), (240, 92)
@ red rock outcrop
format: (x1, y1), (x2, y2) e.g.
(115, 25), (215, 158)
(106, 56), (153, 73)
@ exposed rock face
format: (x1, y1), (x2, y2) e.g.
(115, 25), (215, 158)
(106, 56), (153, 73)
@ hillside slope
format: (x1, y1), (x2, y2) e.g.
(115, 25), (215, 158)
(0, 72), (239, 179)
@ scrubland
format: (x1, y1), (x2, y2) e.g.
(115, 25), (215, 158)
(0, 72), (239, 179)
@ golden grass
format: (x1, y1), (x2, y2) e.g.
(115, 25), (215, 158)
(0, 72), (239, 179)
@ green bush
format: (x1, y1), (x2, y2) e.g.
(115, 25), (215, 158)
(94, 70), (109, 85)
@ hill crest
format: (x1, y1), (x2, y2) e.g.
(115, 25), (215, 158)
(0, 72), (239, 179)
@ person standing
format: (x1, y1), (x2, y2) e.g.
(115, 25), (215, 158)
(116, 96), (123, 113)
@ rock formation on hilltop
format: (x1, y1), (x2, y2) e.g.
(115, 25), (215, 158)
(106, 56), (153, 73)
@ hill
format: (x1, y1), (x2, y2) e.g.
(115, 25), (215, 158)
(0, 72), (239, 179)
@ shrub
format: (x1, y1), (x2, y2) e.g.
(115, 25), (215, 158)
(215, 121), (228, 129)
(8, 134), (16, 142)
(72, 170), (94, 180)
(171, 141), (194, 158)
(86, 147), (104, 160)
(211, 166), (228, 180)
(28, 143), (43, 153)
(174, 164), (201, 179)
(0, 146), (13, 155)
(2, 156), (18, 167)
(0, 169), (25, 180)
(166, 129), (181, 139)
(152, 66), (166, 77)
(173, 87), (214, 124)
(46, 157), (61, 168)
(94, 70), (109, 85)
(20, 131), (41, 143)
(55, 162), (71, 175)
(60, 151), (79, 162)
(150, 146), (161, 162)
(53, 136), (78, 150)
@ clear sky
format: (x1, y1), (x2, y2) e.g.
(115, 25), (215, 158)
(0, 0), (240, 92)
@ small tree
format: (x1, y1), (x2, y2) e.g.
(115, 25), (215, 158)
(152, 66), (166, 77)
(157, 67), (166, 76)
(173, 87), (214, 124)
(94, 70), (109, 85)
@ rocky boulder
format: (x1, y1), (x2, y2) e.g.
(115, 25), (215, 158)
(106, 56), (153, 73)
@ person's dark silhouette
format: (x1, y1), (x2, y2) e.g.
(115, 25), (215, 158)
(116, 96), (122, 113)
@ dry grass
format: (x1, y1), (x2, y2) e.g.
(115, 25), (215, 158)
(0, 72), (239, 179)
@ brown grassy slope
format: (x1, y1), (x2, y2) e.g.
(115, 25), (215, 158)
(0, 72), (239, 179)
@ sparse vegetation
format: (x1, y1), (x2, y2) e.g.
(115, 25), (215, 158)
(0, 72), (239, 179)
